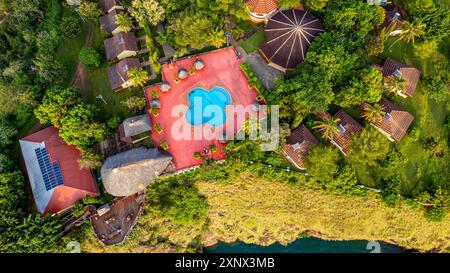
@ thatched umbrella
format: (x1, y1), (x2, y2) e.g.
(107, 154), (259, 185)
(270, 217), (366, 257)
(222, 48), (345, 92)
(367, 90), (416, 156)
(178, 68), (188, 79)
(193, 58), (205, 70)
(150, 98), (161, 108)
(160, 81), (171, 92)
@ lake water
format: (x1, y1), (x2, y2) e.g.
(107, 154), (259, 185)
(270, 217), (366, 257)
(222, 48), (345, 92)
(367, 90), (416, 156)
(205, 237), (405, 253)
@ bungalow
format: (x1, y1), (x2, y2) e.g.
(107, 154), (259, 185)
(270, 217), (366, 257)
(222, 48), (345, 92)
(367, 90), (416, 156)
(281, 124), (319, 170)
(244, 0), (279, 23)
(98, 0), (124, 14)
(119, 114), (152, 144)
(361, 98), (414, 142)
(380, 58), (421, 98)
(19, 127), (99, 215)
(99, 9), (123, 35)
(101, 147), (172, 197)
(327, 110), (363, 155)
(379, 5), (408, 36)
(107, 58), (141, 91)
(104, 32), (138, 61)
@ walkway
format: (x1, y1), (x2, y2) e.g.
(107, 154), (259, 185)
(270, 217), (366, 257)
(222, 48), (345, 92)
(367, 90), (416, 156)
(231, 37), (283, 91)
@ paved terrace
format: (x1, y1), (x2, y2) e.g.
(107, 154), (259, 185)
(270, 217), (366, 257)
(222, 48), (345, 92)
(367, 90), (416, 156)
(145, 47), (259, 171)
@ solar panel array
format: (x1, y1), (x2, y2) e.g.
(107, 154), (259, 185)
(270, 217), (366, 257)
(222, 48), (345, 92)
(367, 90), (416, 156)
(35, 148), (64, 191)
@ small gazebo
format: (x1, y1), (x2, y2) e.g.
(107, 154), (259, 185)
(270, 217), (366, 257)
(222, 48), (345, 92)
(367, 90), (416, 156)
(160, 81), (171, 92)
(178, 68), (188, 79)
(193, 58), (205, 71)
(150, 98), (161, 108)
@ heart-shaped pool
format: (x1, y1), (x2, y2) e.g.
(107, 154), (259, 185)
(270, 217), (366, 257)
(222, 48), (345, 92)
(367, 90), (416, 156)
(185, 86), (232, 127)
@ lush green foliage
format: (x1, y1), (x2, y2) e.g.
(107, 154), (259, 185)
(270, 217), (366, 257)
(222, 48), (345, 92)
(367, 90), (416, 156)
(348, 127), (390, 166)
(78, 1), (102, 20)
(379, 175), (401, 207)
(304, 146), (341, 183)
(78, 46), (102, 68)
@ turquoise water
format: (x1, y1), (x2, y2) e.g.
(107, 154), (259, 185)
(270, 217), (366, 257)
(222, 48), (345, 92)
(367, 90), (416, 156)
(185, 86), (232, 127)
(205, 237), (405, 253)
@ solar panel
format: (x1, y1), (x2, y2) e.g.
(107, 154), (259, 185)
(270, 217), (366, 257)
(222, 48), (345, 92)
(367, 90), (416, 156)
(34, 148), (64, 191)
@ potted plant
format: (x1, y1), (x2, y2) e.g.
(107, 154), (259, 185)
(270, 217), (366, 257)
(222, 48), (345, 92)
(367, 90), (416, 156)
(174, 76), (180, 84)
(210, 144), (217, 153)
(151, 90), (159, 99)
(160, 140), (169, 150)
(154, 123), (163, 133)
(256, 95), (263, 102)
(194, 152), (202, 160)
(151, 107), (159, 117)
(189, 67), (195, 75)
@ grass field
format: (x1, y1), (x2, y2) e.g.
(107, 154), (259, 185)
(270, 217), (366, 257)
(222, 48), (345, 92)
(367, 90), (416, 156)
(239, 28), (265, 53)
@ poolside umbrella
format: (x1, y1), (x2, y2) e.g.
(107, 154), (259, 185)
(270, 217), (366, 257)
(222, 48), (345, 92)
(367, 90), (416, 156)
(193, 58), (205, 70)
(178, 68), (188, 79)
(160, 81), (171, 92)
(150, 98), (161, 108)
(260, 9), (324, 71)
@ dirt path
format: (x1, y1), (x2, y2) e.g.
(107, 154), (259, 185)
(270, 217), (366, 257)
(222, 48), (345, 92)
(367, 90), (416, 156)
(70, 26), (94, 99)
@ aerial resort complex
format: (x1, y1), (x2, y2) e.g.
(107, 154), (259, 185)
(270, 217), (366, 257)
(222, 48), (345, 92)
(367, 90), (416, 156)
(0, 0), (449, 256)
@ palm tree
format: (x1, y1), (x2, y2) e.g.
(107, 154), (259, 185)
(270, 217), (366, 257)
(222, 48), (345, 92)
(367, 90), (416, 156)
(313, 115), (341, 140)
(115, 13), (134, 33)
(362, 103), (386, 123)
(127, 68), (148, 87)
(384, 75), (407, 96)
(389, 19), (426, 50)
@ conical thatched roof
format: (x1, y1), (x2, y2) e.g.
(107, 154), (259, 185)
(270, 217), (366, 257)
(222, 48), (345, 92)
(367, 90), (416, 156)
(160, 81), (171, 92)
(178, 68), (188, 79)
(101, 147), (172, 196)
(193, 58), (205, 70)
(150, 98), (161, 108)
(261, 9), (324, 70)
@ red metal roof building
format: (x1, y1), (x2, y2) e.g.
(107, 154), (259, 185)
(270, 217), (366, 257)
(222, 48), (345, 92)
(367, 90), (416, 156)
(19, 127), (98, 215)
(322, 110), (363, 155)
(245, 0), (279, 22)
(282, 124), (319, 169)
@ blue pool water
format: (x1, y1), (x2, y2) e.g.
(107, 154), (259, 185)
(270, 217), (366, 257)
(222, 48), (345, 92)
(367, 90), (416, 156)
(185, 86), (232, 127)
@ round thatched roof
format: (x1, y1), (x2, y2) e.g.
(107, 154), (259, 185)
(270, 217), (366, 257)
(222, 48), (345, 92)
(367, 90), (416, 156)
(160, 81), (171, 92)
(150, 98), (161, 108)
(260, 9), (324, 70)
(178, 68), (188, 79)
(193, 58), (205, 70)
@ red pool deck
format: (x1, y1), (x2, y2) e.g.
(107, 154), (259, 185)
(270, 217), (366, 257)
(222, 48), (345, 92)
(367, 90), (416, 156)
(144, 47), (259, 171)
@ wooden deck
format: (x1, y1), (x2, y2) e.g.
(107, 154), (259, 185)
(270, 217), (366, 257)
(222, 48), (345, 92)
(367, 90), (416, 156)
(90, 192), (145, 246)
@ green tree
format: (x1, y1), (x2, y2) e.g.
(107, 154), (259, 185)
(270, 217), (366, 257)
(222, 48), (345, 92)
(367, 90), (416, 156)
(384, 75), (407, 96)
(59, 103), (108, 151)
(379, 175), (401, 207)
(59, 16), (81, 40)
(313, 114), (341, 140)
(121, 96), (148, 112)
(127, 67), (149, 87)
(33, 53), (64, 85)
(305, 0), (330, 11)
(115, 13), (134, 33)
(34, 87), (81, 128)
(335, 67), (383, 107)
(304, 146), (341, 183)
(278, 0), (302, 8)
(0, 119), (17, 149)
(348, 127), (390, 165)
(78, 1), (102, 20)
(389, 19), (426, 50)
(0, 154), (14, 173)
(361, 103), (386, 123)
(78, 46), (102, 68)
(129, 0), (165, 26)
(0, 171), (26, 212)
(78, 151), (104, 170)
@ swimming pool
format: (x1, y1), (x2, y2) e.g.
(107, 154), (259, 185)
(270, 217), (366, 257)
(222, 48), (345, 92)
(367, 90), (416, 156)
(185, 86), (232, 127)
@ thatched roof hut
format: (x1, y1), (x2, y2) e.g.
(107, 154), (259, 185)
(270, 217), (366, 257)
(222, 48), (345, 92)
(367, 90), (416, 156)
(193, 58), (205, 70)
(260, 9), (324, 72)
(101, 147), (172, 196)
(178, 68), (188, 79)
(160, 81), (171, 92)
